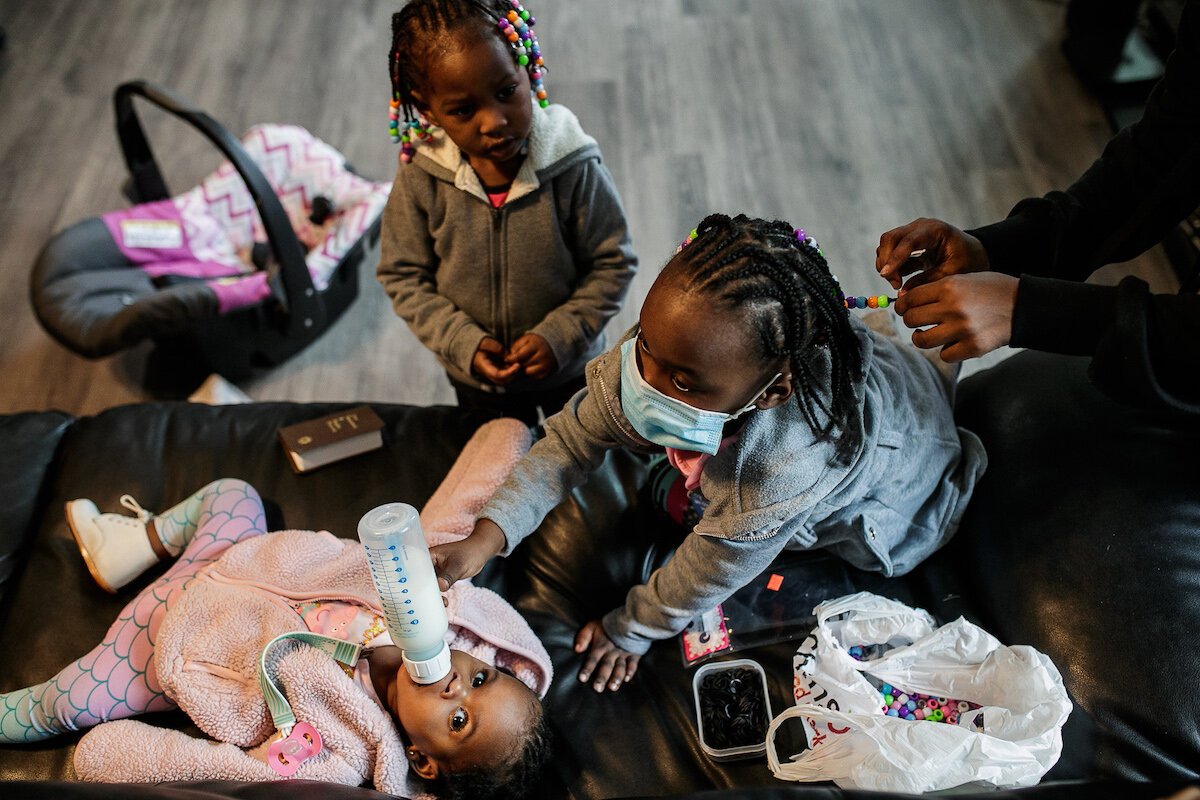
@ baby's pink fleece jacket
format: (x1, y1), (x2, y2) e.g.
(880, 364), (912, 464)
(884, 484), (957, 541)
(72, 419), (550, 798)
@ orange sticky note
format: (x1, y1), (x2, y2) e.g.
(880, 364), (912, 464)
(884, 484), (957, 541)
(766, 573), (784, 591)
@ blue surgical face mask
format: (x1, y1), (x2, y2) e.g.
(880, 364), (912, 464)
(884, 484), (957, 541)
(619, 336), (781, 455)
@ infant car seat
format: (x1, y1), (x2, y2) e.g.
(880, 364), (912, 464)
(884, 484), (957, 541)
(30, 80), (391, 380)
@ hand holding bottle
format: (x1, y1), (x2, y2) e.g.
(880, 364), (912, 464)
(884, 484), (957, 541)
(428, 518), (507, 591)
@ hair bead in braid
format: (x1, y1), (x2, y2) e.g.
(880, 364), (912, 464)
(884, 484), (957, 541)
(387, 0), (548, 162)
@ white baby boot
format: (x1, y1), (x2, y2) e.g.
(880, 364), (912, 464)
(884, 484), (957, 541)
(66, 495), (166, 593)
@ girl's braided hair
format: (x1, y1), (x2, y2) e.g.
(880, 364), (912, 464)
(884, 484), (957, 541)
(667, 213), (865, 465)
(388, 0), (537, 124)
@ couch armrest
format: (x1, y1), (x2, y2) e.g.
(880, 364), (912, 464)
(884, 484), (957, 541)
(0, 411), (73, 608)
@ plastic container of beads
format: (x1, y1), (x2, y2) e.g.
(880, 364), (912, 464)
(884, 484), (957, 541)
(692, 658), (774, 762)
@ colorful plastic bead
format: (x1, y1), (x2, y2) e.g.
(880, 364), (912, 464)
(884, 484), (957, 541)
(931, 709), (944, 722)
(878, 295), (889, 307)
(868, 295), (879, 309)
(881, 684), (893, 695)
(883, 694), (894, 705)
(886, 709), (899, 717)
(957, 701), (970, 714)
(914, 708), (926, 720)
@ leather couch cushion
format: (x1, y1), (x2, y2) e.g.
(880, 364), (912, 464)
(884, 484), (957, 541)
(0, 411), (73, 606)
(947, 351), (1200, 781)
(3, 350), (1199, 797)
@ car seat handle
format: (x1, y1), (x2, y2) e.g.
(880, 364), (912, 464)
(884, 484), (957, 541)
(113, 79), (324, 337)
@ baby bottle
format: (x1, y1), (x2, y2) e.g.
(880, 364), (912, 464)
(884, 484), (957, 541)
(358, 502), (451, 684)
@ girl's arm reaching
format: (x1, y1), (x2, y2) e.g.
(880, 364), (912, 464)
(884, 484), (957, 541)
(573, 529), (799, 693)
(430, 383), (624, 585)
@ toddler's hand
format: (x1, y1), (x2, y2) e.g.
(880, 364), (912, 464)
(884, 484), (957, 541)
(574, 620), (640, 693)
(428, 518), (507, 591)
(472, 337), (521, 385)
(505, 333), (557, 380)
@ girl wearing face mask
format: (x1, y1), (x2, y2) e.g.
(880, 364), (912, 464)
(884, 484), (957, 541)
(431, 213), (988, 693)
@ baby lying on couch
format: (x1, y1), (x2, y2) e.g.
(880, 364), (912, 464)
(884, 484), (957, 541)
(0, 419), (551, 800)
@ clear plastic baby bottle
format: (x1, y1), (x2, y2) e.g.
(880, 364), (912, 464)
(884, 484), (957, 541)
(358, 502), (451, 684)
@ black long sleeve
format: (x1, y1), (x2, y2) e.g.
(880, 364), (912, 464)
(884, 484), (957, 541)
(967, 0), (1200, 413)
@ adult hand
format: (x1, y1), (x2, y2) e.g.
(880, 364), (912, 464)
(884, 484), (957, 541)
(428, 518), (507, 591)
(574, 620), (640, 693)
(895, 272), (1019, 362)
(876, 218), (990, 294)
(506, 333), (558, 380)
(472, 337), (521, 385)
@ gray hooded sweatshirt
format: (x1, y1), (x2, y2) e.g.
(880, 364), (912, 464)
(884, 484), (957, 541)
(377, 104), (637, 392)
(479, 319), (988, 654)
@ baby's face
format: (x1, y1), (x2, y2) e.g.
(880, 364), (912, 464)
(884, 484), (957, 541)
(388, 648), (537, 773)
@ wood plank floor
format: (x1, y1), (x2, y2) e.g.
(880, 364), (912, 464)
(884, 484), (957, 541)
(0, 0), (1177, 415)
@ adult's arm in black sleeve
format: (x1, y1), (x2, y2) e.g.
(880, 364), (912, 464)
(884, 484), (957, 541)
(969, 0), (1200, 412)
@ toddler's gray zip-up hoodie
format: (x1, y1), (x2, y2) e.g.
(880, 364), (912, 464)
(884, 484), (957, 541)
(378, 104), (637, 393)
(479, 319), (988, 654)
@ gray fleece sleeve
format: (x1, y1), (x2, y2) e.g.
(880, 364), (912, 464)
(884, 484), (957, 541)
(478, 384), (623, 554)
(376, 170), (489, 376)
(601, 530), (797, 655)
(530, 157), (637, 370)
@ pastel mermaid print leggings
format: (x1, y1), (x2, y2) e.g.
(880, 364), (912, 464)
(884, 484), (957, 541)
(0, 478), (266, 743)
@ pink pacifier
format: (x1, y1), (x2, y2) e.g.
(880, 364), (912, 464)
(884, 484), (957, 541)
(268, 721), (323, 777)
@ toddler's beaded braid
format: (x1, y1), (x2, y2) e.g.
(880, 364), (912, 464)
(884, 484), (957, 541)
(387, 0), (548, 163)
(669, 213), (865, 465)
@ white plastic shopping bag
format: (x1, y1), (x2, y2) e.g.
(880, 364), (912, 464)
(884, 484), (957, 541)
(766, 592), (1072, 793)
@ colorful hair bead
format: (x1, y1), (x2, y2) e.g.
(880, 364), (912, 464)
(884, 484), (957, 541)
(390, 0), (549, 156)
(793, 227), (824, 258)
(398, 118), (434, 164)
(674, 227), (700, 254)
(843, 294), (895, 311)
(499, 0), (549, 108)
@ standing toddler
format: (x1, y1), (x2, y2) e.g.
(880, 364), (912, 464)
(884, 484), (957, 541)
(379, 0), (637, 424)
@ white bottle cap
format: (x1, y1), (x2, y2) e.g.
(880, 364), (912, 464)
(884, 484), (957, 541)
(403, 641), (452, 684)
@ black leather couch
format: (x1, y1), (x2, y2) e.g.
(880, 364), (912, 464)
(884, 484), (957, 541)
(1, 350), (1198, 799)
